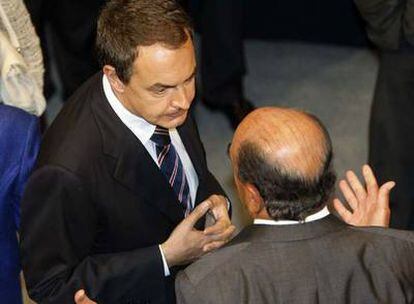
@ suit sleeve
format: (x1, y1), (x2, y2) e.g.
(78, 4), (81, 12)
(20, 165), (165, 304)
(175, 271), (205, 304)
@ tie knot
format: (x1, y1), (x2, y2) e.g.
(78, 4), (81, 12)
(151, 126), (171, 146)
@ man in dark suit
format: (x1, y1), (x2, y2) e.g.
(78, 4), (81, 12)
(176, 107), (414, 303)
(198, 0), (253, 128)
(354, 0), (414, 230)
(20, 1), (235, 303)
(179, 0), (253, 128)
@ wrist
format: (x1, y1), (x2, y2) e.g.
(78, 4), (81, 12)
(160, 242), (178, 267)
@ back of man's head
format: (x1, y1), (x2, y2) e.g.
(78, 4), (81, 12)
(231, 107), (336, 221)
(96, 0), (192, 84)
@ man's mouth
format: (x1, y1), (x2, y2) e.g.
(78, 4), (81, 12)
(167, 110), (186, 119)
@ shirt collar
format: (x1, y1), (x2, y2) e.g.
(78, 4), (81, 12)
(102, 74), (155, 144)
(253, 206), (330, 226)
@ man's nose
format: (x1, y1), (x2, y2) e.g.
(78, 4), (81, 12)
(172, 85), (193, 109)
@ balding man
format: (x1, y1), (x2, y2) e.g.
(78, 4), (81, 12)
(175, 107), (414, 304)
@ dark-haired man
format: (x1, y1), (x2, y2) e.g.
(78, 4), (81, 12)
(176, 107), (414, 303)
(20, 0), (234, 303)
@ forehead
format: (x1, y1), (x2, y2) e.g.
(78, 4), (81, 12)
(132, 40), (196, 84)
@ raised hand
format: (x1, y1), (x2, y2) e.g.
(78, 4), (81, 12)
(333, 164), (395, 227)
(161, 197), (235, 267)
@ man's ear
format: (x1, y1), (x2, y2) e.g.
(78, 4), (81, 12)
(244, 183), (265, 216)
(103, 65), (125, 93)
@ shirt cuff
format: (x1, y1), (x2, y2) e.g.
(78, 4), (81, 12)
(158, 245), (170, 277)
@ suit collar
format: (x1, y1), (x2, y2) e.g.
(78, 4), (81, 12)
(233, 214), (348, 243)
(89, 72), (186, 225)
(253, 207), (330, 225)
(102, 74), (156, 145)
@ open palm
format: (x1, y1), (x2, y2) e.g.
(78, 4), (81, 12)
(333, 164), (395, 227)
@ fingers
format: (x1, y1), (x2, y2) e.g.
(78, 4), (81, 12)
(206, 195), (228, 218)
(203, 240), (227, 252)
(184, 200), (212, 228)
(338, 179), (359, 211)
(377, 181), (395, 209)
(203, 195), (231, 235)
(362, 165), (379, 197)
(204, 218), (226, 235)
(203, 225), (236, 252)
(74, 290), (84, 303)
(75, 290), (96, 304)
(346, 170), (367, 203)
(207, 194), (227, 208)
(74, 289), (85, 303)
(207, 224), (236, 242)
(204, 212), (231, 235)
(333, 198), (354, 224)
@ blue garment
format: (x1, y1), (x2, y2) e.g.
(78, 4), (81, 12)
(0, 104), (40, 304)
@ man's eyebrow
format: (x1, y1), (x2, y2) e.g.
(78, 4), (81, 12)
(147, 67), (197, 91)
(148, 83), (175, 91)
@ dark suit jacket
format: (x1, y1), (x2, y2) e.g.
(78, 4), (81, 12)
(0, 104), (40, 304)
(20, 73), (226, 304)
(176, 214), (414, 303)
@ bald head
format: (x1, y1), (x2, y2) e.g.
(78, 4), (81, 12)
(232, 107), (329, 181)
(230, 107), (336, 221)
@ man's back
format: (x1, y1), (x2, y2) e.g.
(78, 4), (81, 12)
(176, 215), (414, 303)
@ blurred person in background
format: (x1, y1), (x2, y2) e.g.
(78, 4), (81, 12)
(0, 0), (45, 116)
(24, 0), (105, 100)
(0, 104), (40, 304)
(181, 0), (254, 128)
(0, 1), (43, 302)
(355, 0), (414, 230)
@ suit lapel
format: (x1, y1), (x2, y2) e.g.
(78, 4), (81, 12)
(90, 78), (185, 225)
(177, 115), (204, 183)
(112, 135), (185, 225)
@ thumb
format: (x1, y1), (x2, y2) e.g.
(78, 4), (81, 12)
(184, 200), (211, 228)
(74, 289), (86, 303)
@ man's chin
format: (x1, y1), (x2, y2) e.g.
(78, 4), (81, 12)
(161, 112), (188, 129)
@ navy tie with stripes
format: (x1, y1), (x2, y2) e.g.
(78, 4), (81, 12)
(150, 126), (191, 215)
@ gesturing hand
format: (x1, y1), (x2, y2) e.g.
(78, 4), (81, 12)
(161, 197), (235, 267)
(333, 164), (395, 227)
(203, 194), (234, 252)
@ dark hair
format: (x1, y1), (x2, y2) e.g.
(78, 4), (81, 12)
(237, 115), (336, 221)
(96, 0), (193, 83)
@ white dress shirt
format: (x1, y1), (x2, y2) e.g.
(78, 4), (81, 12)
(103, 75), (199, 276)
(253, 206), (330, 226)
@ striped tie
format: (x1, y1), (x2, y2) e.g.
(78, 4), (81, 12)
(150, 126), (191, 215)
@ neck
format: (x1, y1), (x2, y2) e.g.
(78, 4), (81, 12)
(253, 204), (329, 222)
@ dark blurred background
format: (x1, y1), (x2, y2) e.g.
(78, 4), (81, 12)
(193, 0), (368, 46)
